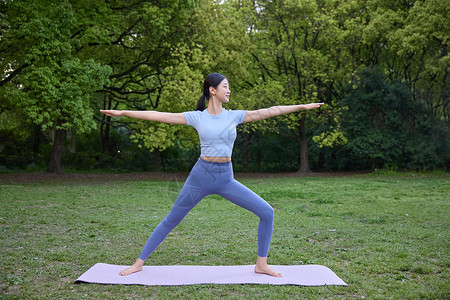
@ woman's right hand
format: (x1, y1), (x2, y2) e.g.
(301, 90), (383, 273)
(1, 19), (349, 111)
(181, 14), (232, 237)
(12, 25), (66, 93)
(100, 110), (124, 117)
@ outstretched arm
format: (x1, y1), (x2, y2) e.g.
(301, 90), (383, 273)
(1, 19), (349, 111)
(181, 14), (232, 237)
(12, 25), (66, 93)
(243, 103), (324, 123)
(100, 110), (187, 125)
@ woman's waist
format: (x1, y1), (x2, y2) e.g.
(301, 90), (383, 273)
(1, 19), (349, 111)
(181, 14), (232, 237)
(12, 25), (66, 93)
(200, 156), (231, 163)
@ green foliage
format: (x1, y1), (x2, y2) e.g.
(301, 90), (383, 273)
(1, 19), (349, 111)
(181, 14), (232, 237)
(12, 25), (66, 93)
(233, 129), (300, 172)
(312, 125), (348, 148)
(1, 0), (448, 172)
(341, 67), (449, 170)
(1, 0), (112, 132)
(22, 58), (110, 132)
(238, 80), (285, 134)
(361, 0), (450, 121)
(55, 132), (150, 172)
(131, 45), (208, 151)
(233, 0), (365, 171)
(92, 0), (252, 154)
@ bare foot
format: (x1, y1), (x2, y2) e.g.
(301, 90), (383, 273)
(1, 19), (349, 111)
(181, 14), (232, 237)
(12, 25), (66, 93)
(254, 265), (283, 277)
(254, 256), (282, 277)
(119, 258), (144, 276)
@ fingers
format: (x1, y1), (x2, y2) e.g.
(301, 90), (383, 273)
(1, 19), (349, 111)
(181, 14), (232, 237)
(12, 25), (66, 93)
(305, 103), (324, 110)
(100, 109), (118, 117)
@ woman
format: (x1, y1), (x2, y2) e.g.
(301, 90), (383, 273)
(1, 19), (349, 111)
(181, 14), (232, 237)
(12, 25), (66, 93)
(100, 73), (324, 277)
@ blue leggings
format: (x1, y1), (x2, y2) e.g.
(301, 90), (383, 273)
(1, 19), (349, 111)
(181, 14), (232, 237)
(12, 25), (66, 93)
(138, 158), (274, 260)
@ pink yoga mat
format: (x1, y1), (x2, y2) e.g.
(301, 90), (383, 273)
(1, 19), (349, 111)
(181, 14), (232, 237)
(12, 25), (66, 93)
(75, 263), (347, 286)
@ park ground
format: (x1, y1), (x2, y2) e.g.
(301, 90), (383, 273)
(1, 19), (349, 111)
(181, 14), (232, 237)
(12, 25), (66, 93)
(1, 171), (448, 299)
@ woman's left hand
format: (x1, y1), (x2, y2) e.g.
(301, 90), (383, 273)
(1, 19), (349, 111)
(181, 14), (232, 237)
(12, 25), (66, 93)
(303, 103), (325, 110)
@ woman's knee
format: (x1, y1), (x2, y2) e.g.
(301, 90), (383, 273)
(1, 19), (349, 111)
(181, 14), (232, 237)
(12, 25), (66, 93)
(161, 215), (178, 229)
(162, 207), (188, 229)
(261, 204), (275, 223)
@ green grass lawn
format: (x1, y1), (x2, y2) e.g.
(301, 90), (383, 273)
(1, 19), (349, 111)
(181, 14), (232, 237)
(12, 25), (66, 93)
(1, 173), (448, 299)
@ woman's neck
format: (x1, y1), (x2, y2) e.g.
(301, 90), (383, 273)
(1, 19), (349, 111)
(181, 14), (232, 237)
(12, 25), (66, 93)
(206, 99), (223, 116)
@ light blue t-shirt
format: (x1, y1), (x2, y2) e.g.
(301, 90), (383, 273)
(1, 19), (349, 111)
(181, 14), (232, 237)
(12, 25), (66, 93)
(184, 109), (246, 157)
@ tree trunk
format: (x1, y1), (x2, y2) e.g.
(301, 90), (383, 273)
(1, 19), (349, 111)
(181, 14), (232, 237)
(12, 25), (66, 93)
(100, 115), (111, 154)
(257, 150), (262, 171)
(293, 117), (311, 174)
(68, 131), (76, 153)
(32, 125), (41, 163)
(153, 149), (160, 172)
(242, 131), (249, 172)
(101, 96), (112, 155)
(298, 117), (311, 174)
(47, 122), (66, 174)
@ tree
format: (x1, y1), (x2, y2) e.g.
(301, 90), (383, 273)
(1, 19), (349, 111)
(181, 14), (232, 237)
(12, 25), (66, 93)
(1, 0), (111, 173)
(361, 0), (449, 123)
(111, 0), (252, 170)
(235, 0), (362, 173)
(342, 67), (449, 170)
(1, 0), (252, 172)
(62, 0), (203, 169)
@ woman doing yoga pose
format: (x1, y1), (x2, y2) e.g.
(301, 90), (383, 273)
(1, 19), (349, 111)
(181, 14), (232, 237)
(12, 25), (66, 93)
(100, 73), (324, 277)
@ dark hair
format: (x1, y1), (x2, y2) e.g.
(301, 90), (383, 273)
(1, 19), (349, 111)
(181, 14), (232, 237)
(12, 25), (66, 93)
(196, 73), (227, 111)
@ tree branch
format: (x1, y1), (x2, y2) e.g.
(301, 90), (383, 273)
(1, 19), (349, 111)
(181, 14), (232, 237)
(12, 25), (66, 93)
(0, 60), (33, 87)
(252, 53), (275, 80)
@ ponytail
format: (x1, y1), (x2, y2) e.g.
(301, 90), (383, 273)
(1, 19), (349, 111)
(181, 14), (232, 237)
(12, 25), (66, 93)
(196, 95), (207, 111)
(195, 73), (227, 111)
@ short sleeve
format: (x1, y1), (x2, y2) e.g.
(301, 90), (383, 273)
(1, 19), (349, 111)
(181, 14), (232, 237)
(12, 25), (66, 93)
(184, 111), (200, 127)
(232, 110), (246, 124)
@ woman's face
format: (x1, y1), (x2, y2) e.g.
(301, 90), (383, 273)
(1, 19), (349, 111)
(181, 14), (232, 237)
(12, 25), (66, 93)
(210, 78), (230, 103)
